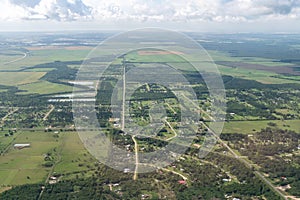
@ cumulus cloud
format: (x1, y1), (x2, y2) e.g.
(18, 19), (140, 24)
(28, 0), (93, 21)
(1, 0), (300, 22)
(0, 0), (93, 21)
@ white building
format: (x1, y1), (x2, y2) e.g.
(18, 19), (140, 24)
(14, 144), (31, 149)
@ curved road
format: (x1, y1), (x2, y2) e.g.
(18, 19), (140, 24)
(3, 52), (27, 65)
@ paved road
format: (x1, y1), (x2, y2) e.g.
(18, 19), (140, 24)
(179, 95), (287, 199)
(121, 58), (139, 180)
(1, 108), (19, 124)
(3, 52), (27, 65)
(121, 57), (126, 131)
(132, 135), (139, 180)
(181, 93), (214, 121)
(201, 121), (287, 199)
(140, 163), (188, 181)
(37, 136), (63, 200)
(43, 105), (55, 121)
(165, 120), (178, 141)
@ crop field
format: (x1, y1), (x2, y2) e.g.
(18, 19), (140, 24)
(121, 49), (300, 85)
(218, 65), (299, 84)
(207, 50), (300, 84)
(0, 48), (92, 71)
(0, 131), (20, 154)
(125, 50), (186, 63)
(0, 131), (94, 187)
(0, 131), (58, 186)
(53, 132), (97, 175)
(217, 61), (300, 76)
(0, 72), (46, 86)
(220, 120), (300, 134)
(0, 50), (27, 70)
(0, 32), (299, 199)
(209, 51), (294, 67)
(18, 81), (74, 95)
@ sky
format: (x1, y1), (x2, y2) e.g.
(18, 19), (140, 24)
(1, 0), (300, 32)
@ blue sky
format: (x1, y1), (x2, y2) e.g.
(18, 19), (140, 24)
(1, 0), (300, 32)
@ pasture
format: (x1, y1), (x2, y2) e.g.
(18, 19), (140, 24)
(53, 132), (97, 175)
(18, 81), (74, 95)
(220, 120), (300, 134)
(0, 131), (95, 187)
(0, 47), (91, 71)
(0, 131), (19, 154)
(0, 72), (46, 86)
(0, 131), (58, 185)
(218, 65), (299, 84)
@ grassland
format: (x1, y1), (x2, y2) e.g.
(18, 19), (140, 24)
(220, 120), (300, 134)
(218, 65), (299, 84)
(0, 132), (19, 154)
(123, 49), (300, 84)
(209, 51), (289, 65)
(54, 132), (97, 175)
(0, 131), (96, 188)
(0, 72), (46, 86)
(0, 48), (92, 71)
(0, 131), (58, 186)
(18, 81), (74, 95)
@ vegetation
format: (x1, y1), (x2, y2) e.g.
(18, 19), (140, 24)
(0, 32), (299, 199)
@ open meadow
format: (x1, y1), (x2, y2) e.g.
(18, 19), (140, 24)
(0, 131), (96, 189)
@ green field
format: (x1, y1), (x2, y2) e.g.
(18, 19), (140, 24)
(208, 51), (294, 66)
(54, 132), (97, 174)
(0, 131), (58, 185)
(18, 81), (74, 94)
(0, 72), (46, 86)
(0, 132), (20, 154)
(220, 120), (300, 134)
(0, 48), (92, 71)
(218, 65), (299, 84)
(0, 131), (95, 187)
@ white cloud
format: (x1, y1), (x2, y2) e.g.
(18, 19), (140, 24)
(1, 0), (300, 23)
(0, 0), (29, 21)
(0, 0), (93, 21)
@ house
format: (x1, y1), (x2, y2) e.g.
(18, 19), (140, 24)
(123, 168), (130, 173)
(49, 180), (57, 184)
(222, 178), (231, 182)
(141, 194), (150, 199)
(109, 118), (120, 123)
(50, 176), (57, 180)
(178, 180), (186, 185)
(14, 144), (30, 149)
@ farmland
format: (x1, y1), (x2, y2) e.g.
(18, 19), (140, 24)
(0, 32), (299, 199)
(0, 131), (96, 188)
(18, 81), (74, 95)
(0, 72), (46, 86)
(220, 120), (300, 134)
(0, 131), (58, 186)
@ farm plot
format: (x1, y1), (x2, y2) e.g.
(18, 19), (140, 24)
(0, 72), (46, 86)
(18, 81), (74, 95)
(0, 131), (60, 185)
(2, 107), (49, 128)
(220, 120), (300, 134)
(53, 132), (98, 175)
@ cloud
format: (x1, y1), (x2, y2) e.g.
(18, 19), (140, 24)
(80, 0), (300, 22)
(0, 0), (29, 21)
(28, 0), (93, 21)
(0, 0), (93, 21)
(1, 0), (300, 23)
